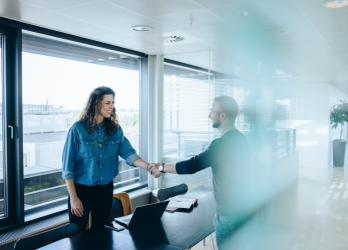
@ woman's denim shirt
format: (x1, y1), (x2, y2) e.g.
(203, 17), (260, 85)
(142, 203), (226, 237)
(62, 121), (140, 186)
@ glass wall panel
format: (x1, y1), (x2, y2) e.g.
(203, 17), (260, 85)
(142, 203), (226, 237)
(162, 46), (298, 211)
(22, 31), (142, 217)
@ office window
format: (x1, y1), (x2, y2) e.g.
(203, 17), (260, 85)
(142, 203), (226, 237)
(162, 63), (215, 189)
(22, 31), (142, 217)
(161, 62), (297, 194)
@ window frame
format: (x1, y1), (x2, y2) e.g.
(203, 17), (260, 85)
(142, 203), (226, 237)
(0, 16), (149, 232)
(0, 24), (23, 229)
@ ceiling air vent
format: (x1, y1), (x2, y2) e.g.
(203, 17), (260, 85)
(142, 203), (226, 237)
(163, 36), (184, 43)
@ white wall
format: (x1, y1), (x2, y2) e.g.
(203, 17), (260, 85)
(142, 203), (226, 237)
(292, 82), (348, 169)
(292, 82), (330, 169)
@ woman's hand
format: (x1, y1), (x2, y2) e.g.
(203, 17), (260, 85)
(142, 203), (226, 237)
(70, 197), (84, 217)
(149, 163), (162, 178)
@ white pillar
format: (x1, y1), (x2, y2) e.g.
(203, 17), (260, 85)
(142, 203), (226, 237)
(147, 54), (164, 190)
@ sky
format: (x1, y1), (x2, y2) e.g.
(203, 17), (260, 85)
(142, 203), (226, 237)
(22, 52), (140, 111)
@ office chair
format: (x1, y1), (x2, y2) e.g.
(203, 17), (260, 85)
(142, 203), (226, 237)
(108, 196), (124, 223)
(14, 223), (79, 250)
(156, 183), (188, 201)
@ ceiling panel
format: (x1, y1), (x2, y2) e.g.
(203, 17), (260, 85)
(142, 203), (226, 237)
(251, 0), (308, 28)
(163, 41), (217, 53)
(23, 12), (95, 32)
(293, 0), (348, 17)
(106, 19), (176, 37)
(324, 37), (348, 57)
(152, 9), (228, 30)
(308, 12), (348, 32)
(192, 0), (246, 8)
(58, 1), (145, 26)
(183, 25), (237, 41)
(20, 0), (99, 11)
(329, 60), (348, 74)
(106, 0), (202, 17)
(208, 2), (260, 25)
(319, 27), (348, 40)
(102, 37), (159, 51)
(0, 0), (49, 20)
(0, 0), (347, 88)
(275, 29), (322, 46)
(72, 27), (134, 44)
(280, 41), (329, 55)
(139, 31), (202, 47)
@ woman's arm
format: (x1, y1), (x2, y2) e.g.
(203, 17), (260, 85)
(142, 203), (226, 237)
(133, 158), (151, 171)
(66, 178), (84, 217)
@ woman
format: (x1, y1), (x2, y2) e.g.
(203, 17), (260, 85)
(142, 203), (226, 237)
(62, 86), (152, 231)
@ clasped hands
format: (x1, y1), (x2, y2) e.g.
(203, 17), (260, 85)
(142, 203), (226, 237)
(148, 163), (162, 178)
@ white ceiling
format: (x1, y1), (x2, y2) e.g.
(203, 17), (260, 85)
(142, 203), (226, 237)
(1, 0), (348, 92)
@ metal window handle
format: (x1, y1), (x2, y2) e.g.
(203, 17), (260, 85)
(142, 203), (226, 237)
(8, 125), (13, 139)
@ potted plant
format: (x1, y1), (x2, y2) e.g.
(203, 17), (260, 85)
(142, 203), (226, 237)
(330, 100), (348, 167)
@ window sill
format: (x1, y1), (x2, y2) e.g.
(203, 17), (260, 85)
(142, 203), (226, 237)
(0, 184), (148, 236)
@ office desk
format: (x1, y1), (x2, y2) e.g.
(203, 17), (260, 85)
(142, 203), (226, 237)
(38, 227), (183, 250)
(121, 185), (216, 249)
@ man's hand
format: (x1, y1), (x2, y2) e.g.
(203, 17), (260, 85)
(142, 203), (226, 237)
(149, 163), (162, 178)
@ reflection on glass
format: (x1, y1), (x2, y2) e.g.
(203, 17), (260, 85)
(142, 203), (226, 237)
(162, 60), (298, 201)
(22, 31), (140, 217)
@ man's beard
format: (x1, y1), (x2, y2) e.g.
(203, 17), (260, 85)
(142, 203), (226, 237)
(212, 120), (221, 128)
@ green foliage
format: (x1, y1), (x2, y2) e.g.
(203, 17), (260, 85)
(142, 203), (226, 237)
(24, 178), (65, 194)
(24, 182), (50, 194)
(330, 100), (348, 140)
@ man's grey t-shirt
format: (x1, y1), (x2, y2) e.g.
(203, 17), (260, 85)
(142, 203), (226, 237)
(176, 129), (251, 217)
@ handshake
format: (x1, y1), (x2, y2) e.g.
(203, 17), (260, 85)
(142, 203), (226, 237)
(147, 163), (162, 178)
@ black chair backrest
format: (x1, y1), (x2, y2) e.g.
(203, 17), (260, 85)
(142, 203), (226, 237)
(108, 197), (124, 222)
(14, 223), (79, 250)
(157, 184), (188, 201)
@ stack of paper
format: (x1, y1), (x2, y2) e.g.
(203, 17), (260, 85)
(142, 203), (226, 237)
(167, 197), (197, 209)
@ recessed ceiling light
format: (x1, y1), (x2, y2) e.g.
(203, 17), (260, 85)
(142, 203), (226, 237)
(131, 25), (153, 32)
(323, 0), (348, 8)
(238, 11), (251, 17)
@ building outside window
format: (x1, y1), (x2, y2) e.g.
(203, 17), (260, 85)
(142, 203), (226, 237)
(21, 31), (142, 218)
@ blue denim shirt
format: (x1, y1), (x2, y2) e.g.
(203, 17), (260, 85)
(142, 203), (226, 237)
(62, 121), (140, 186)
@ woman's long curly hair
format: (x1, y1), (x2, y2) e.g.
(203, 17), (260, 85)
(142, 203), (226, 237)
(80, 86), (119, 135)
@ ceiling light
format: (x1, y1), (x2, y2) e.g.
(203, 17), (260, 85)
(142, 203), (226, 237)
(238, 11), (251, 17)
(323, 0), (348, 8)
(131, 25), (153, 32)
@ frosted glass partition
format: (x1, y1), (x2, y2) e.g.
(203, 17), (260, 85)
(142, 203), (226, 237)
(161, 57), (299, 210)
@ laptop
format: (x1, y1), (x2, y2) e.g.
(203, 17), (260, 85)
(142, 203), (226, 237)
(114, 200), (169, 227)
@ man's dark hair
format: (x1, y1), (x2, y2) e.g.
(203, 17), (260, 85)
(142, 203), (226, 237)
(80, 86), (119, 135)
(214, 96), (239, 120)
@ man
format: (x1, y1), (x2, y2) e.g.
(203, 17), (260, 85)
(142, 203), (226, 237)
(150, 96), (251, 249)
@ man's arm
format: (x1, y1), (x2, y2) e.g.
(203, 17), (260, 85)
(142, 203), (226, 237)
(150, 138), (221, 178)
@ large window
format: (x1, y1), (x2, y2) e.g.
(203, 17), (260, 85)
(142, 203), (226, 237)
(161, 61), (297, 197)
(162, 63), (215, 189)
(22, 31), (143, 217)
